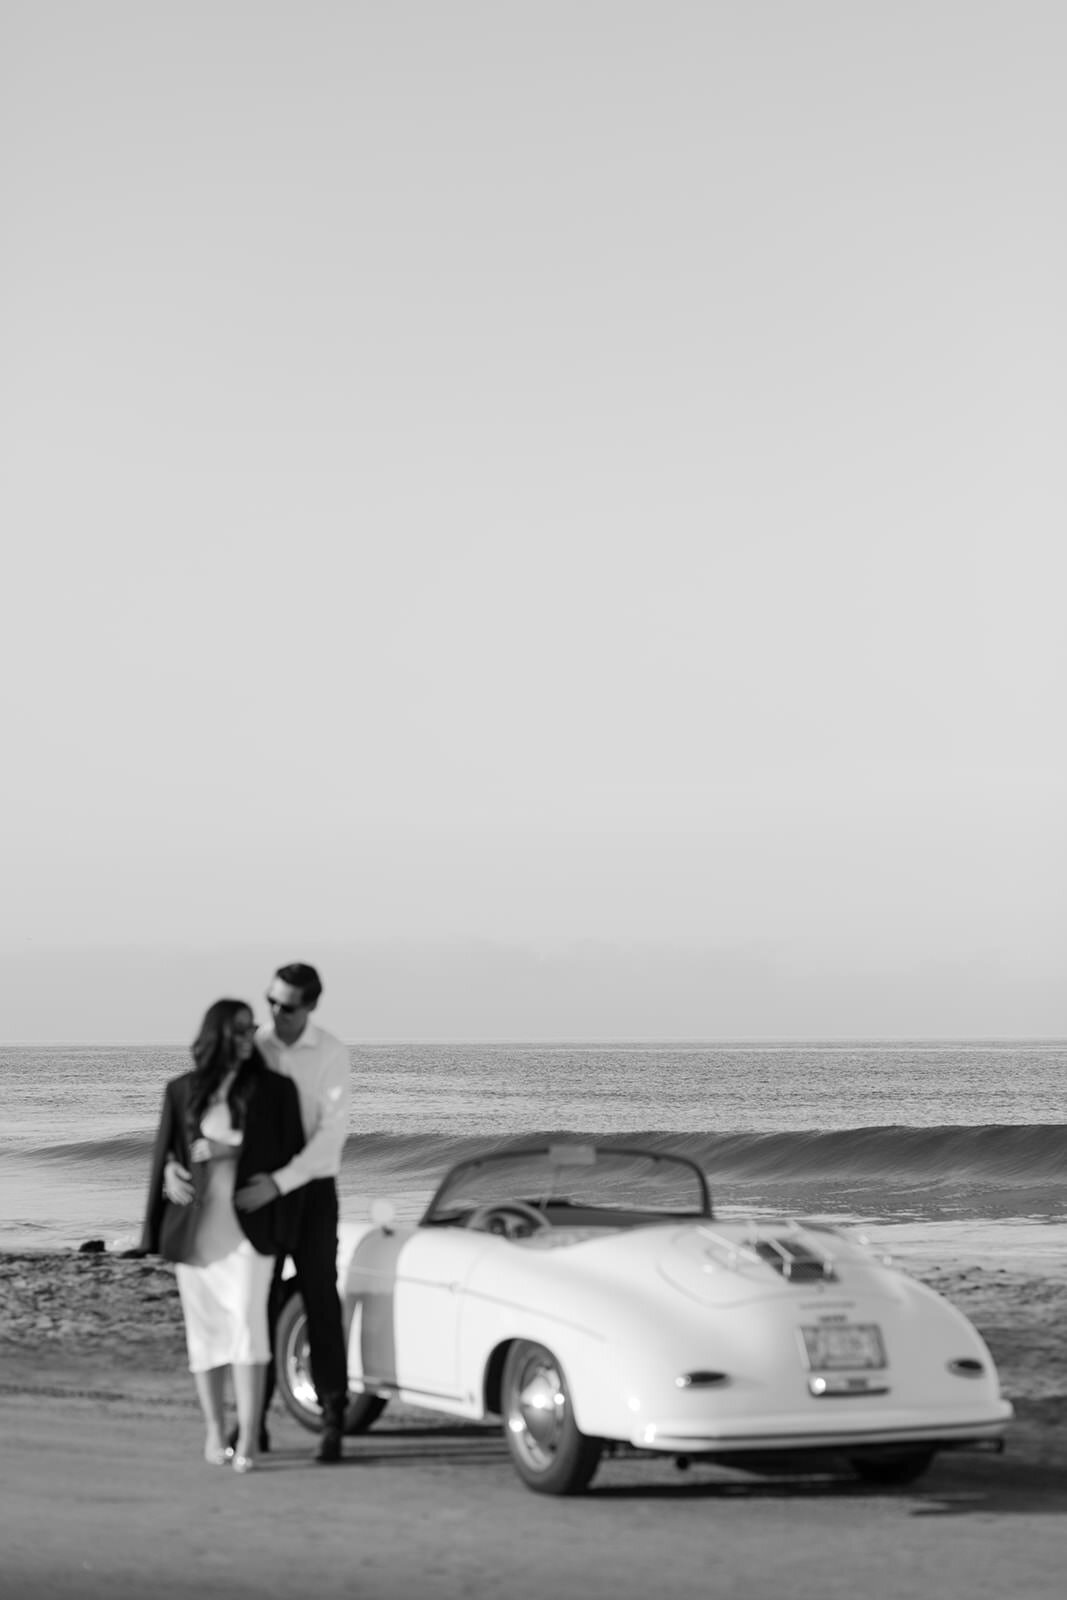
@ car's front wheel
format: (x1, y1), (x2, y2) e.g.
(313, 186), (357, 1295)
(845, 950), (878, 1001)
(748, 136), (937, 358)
(274, 1289), (388, 1436)
(501, 1340), (603, 1495)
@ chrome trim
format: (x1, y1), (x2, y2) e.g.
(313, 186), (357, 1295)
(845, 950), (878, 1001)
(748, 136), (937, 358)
(697, 1222), (838, 1282)
(809, 1375), (891, 1397)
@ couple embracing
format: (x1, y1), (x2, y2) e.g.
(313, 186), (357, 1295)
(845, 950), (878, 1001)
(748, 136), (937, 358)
(141, 962), (350, 1471)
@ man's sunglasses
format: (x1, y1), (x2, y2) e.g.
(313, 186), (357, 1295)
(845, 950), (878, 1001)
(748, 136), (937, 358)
(267, 995), (305, 1015)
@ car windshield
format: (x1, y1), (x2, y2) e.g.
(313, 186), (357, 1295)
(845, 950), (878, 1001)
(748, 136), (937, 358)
(422, 1143), (711, 1225)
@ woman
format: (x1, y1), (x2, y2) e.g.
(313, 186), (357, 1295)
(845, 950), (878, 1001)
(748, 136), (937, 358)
(141, 999), (304, 1471)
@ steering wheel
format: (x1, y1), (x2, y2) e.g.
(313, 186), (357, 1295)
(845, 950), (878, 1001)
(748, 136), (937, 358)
(465, 1200), (550, 1238)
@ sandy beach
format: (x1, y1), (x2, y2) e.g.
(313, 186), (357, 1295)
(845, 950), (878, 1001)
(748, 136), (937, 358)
(1, 1249), (1065, 1600)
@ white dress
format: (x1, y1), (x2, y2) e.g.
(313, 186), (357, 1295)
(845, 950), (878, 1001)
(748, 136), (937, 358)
(174, 1096), (275, 1372)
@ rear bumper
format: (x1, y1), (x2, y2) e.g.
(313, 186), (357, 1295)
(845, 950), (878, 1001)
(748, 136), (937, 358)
(631, 1401), (1013, 1455)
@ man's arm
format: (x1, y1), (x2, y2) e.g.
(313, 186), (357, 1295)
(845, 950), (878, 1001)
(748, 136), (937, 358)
(273, 1037), (349, 1194)
(236, 1039), (349, 1207)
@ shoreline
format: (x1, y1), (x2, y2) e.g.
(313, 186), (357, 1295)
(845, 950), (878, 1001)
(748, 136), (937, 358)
(6, 1207), (1067, 1266)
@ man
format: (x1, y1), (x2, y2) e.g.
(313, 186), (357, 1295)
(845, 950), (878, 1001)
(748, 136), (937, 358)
(164, 962), (351, 1463)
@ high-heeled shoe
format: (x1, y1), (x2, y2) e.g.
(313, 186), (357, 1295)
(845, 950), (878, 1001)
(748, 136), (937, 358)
(204, 1444), (235, 1466)
(227, 1423), (270, 1454)
(232, 1453), (255, 1474)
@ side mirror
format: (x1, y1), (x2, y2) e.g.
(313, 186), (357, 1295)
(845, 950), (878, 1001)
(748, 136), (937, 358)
(370, 1197), (397, 1233)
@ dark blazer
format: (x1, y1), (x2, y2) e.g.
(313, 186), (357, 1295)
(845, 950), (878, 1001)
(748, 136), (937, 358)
(141, 1058), (305, 1263)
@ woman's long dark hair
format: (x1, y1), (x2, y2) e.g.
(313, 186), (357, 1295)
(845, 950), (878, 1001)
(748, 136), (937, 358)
(188, 998), (264, 1131)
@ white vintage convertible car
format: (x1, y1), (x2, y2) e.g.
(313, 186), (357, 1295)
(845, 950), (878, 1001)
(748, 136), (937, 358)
(276, 1141), (1012, 1495)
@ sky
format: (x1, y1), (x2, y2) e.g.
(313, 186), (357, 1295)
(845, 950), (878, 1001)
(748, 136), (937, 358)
(2, 2), (1065, 1041)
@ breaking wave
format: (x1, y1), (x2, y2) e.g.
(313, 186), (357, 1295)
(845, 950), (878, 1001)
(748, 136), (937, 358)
(24, 1123), (1067, 1188)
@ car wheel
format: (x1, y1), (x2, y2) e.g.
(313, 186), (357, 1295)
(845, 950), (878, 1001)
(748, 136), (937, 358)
(274, 1289), (388, 1436)
(501, 1340), (603, 1495)
(849, 1448), (936, 1486)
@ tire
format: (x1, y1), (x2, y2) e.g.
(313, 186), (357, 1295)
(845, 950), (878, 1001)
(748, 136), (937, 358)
(274, 1289), (388, 1436)
(849, 1448), (936, 1486)
(501, 1340), (603, 1495)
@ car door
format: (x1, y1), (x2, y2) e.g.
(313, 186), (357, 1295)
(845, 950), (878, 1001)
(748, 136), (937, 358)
(344, 1224), (492, 1405)
(391, 1228), (494, 1403)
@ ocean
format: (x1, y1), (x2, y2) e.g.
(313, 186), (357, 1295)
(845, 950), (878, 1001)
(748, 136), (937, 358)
(2, 1040), (1065, 1270)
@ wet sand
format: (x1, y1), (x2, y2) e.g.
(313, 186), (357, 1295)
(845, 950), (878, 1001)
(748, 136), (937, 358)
(1, 1252), (1065, 1600)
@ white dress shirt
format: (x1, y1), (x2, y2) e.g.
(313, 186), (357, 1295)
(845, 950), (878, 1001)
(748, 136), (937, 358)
(255, 1020), (350, 1195)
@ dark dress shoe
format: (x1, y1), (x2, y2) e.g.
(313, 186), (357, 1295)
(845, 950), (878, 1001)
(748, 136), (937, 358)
(315, 1425), (343, 1464)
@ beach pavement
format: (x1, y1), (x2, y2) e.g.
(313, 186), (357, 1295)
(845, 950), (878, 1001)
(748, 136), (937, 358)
(1, 1257), (1065, 1600)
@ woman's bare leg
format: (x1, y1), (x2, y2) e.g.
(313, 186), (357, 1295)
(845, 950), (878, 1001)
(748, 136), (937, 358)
(233, 1362), (267, 1459)
(192, 1366), (228, 1459)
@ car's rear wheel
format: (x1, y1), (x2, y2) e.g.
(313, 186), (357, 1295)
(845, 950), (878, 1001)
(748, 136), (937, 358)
(274, 1289), (388, 1436)
(501, 1340), (603, 1495)
(848, 1448), (936, 1486)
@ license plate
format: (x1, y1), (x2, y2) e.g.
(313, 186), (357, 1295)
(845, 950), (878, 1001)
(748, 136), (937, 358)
(800, 1324), (886, 1371)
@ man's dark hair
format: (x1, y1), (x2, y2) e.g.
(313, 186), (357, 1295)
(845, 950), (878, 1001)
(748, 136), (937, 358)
(275, 962), (323, 1007)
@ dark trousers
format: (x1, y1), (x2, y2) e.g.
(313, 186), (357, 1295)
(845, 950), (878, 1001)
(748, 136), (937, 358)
(263, 1177), (348, 1427)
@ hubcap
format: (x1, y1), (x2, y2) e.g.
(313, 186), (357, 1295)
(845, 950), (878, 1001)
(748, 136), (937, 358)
(508, 1350), (567, 1470)
(284, 1321), (321, 1416)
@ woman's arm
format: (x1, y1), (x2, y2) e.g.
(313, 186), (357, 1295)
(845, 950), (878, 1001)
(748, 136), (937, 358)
(139, 1082), (177, 1254)
(234, 1072), (307, 1214)
(279, 1074), (305, 1166)
(267, 1075), (307, 1253)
